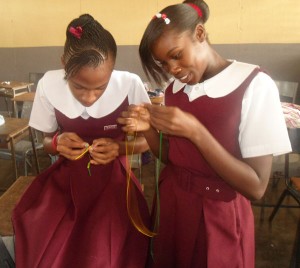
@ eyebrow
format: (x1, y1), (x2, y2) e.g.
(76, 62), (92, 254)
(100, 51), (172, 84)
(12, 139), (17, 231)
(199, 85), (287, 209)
(166, 47), (180, 57)
(152, 46), (180, 62)
(71, 81), (108, 90)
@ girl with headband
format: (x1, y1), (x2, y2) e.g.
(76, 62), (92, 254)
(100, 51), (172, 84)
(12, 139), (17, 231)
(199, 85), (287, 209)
(12, 14), (151, 268)
(118, 0), (291, 267)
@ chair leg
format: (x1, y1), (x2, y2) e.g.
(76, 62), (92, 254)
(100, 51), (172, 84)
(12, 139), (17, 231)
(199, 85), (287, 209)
(288, 191), (300, 206)
(24, 157), (29, 176)
(289, 216), (300, 268)
(269, 189), (289, 222)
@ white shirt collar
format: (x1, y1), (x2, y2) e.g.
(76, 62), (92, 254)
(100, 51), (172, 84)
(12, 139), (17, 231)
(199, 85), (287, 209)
(172, 61), (259, 101)
(43, 70), (136, 119)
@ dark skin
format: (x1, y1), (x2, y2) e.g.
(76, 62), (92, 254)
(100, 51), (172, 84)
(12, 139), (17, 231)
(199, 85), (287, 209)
(118, 24), (272, 201)
(43, 57), (149, 165)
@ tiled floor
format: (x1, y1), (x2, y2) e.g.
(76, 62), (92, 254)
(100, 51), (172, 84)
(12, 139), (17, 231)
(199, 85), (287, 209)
(0, 152), (299, 267)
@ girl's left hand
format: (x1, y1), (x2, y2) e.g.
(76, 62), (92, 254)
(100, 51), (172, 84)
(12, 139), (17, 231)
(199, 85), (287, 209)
(89, 138), (119, 165)
(144, 104), (200, 140)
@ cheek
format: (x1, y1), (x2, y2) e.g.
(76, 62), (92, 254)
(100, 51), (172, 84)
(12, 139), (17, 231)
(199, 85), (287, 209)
(95, 90), (105, 99)
(69, 89), (82, 100)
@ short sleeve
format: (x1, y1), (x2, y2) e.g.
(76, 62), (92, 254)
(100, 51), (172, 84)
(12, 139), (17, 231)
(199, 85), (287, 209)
(239, 72), (292, 157)
(29, 79), (58, 133)
(127, 73), (151, 105)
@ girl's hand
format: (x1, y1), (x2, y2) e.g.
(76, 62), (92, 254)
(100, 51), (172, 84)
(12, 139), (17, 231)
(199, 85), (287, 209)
(89, 138), (119, 165)
(56, 132), (88, 160)
(144, 104), (200, 139)
(117, 104), (151, 133)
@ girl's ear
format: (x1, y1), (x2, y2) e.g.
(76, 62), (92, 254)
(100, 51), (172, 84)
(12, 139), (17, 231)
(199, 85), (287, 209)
(195, 24), (206, 43)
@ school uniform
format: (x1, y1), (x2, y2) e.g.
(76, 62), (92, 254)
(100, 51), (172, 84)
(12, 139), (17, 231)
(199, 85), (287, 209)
(13, 69), (151, 268)
(150, 61), (291, 267)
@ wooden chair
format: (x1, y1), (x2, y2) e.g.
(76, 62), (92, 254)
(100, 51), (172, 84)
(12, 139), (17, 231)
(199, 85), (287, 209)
(0, 117), (40, 180)
(28, 72), (44, 92)
(275, 80), (298, 104)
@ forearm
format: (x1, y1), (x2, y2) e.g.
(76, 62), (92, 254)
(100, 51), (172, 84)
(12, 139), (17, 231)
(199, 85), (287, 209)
(43, 133), (59, 155)
(190, 124), (272, 200)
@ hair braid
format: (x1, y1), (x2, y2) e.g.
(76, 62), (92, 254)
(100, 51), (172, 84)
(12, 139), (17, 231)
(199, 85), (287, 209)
(63, 14), (117, 79)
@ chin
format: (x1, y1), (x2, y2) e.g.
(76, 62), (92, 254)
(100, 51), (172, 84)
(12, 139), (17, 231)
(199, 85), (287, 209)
(187, 80), (198, 85)
(81, 102), (94, 107)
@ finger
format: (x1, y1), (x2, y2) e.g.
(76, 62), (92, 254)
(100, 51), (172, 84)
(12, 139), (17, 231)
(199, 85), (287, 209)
(120, 109), (140, 118)
(89, 152), (116, 165)
(117, 117), (132, 126)
(91, 138), (115, 150)
(64, 132), (85, 143)
(59, 134), (87, 149)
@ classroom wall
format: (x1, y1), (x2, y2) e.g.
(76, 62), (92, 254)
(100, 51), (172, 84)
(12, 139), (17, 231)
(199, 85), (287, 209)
(0, 0), (299, 100)
(1, 0), (299, 46)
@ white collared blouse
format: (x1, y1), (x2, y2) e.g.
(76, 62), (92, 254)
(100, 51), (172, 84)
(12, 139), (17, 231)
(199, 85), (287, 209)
(29, 69), (151, 133)
(170, 61), (291, 158)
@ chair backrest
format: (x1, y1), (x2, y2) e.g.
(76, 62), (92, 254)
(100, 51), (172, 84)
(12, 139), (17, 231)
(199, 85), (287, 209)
(275, 80), (298, 103)
(28, 72), (44, 92)
(287, 128), (300, 154)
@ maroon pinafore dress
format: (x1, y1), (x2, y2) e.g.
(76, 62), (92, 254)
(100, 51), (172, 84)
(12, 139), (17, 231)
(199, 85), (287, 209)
(13, 98), (150, 268)
(150, 69), (260, 268)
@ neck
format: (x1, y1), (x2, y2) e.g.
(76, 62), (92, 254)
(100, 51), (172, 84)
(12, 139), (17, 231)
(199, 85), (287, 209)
(202, 50), (230, 82)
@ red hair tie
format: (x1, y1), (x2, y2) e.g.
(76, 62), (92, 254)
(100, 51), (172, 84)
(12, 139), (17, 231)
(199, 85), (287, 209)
(187, 3), (203, 18)
(69, 26), (83, 39)
(51, 132), (59, 151)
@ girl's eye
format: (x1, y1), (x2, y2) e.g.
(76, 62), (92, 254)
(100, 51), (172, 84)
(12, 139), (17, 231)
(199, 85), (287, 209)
(173, 52), (181, 60)
(74, 85), (84, 90)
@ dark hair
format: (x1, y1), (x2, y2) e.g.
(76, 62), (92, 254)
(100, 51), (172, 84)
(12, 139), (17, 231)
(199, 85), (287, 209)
(62, 14), (117, 79)
(139, 0), (209, 86)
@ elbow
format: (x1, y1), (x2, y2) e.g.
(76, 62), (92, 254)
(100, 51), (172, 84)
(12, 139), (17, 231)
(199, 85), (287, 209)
(247, 188), (266, 202)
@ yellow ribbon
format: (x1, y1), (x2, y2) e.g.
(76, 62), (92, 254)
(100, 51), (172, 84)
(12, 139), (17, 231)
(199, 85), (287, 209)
(74, 145), (90, 160)
(75, 144), (92, 176)
(125, 132), (157, 237)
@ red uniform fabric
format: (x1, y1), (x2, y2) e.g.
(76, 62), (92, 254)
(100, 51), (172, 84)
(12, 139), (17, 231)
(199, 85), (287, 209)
(150, 69), (260, 268)
(13, 98), (150, 268)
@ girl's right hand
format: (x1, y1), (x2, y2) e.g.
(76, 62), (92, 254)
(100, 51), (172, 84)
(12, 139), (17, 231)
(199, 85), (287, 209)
(118, 104), (151, 133)
(56, 132), (88, 160)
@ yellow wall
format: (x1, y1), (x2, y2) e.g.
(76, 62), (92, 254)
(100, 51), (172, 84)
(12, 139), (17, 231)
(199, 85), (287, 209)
(0, 0), (299, 47)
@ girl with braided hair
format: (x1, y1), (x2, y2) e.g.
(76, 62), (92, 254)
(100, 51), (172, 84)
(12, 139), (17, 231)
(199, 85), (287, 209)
(118, 0), (291, 267)
(12, 14), (151, 268)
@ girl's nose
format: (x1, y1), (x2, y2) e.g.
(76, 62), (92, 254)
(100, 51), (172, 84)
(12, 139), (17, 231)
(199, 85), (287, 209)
(81, 91), (98, 106)
(168, 62), (182, 75)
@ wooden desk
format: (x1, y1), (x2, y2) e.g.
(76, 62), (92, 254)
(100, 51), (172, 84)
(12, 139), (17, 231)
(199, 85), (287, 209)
(0, 176), (35, 236)
(12, 92), (35, 103)
(0, 117), (40, 179)
(0, 81), (34, 117)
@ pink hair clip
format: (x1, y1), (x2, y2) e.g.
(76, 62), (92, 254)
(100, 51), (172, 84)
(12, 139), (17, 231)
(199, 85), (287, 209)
(153, 13), (170, 24)
(69, 26), (83, 39)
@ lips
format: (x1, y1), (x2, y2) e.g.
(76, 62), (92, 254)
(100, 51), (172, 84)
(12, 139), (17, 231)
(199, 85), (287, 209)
(177, 73), (190, 83)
